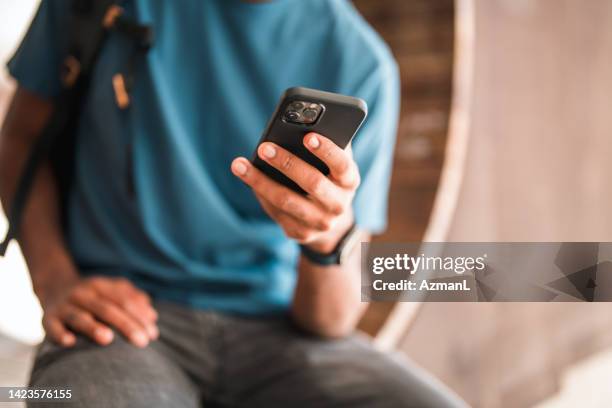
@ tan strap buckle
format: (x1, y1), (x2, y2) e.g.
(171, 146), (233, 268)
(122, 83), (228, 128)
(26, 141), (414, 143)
(112, 73), (130, 109)
(103, 5), (123, 29)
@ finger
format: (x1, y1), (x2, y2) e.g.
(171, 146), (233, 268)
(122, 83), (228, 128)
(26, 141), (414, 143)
(303, 133), (360, 189)
(255, 193), (283, 222)
(59, 305), (114, 346)
(255, 143), (346, 214)
(273, 210), (319, 243)
(90, 277), (154, 310)
(232, 158), (333, 230)
(71, 288), (151, 347)
(89, 278), (158, 339)
(256, 194), (325, 240)
(42, 315), (76, 347)
(112, 277), (158, 321)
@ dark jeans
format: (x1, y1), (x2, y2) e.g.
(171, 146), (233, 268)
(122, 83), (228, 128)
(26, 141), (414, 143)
(29, 301), (467, 407)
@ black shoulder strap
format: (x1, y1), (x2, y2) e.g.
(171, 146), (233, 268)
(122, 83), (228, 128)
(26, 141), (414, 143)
(0, 0), (118, 256)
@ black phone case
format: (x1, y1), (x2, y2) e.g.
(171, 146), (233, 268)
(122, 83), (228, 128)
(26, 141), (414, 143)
(252, 87), (368, 193)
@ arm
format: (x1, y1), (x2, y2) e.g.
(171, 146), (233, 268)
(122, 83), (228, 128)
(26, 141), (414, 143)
(292, 231), (370, 338)
(0, 87), (158, 347)
(0, 87), (73, 287)
(232, 132), (369, 338)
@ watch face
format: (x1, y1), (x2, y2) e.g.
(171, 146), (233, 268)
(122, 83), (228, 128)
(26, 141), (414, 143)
(339, 226), (361, 265)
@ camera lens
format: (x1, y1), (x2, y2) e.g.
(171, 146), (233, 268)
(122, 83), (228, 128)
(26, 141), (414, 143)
(285, 110), (301, 122)
(291, 102), (305, 110)
(302, 109), (318, 120)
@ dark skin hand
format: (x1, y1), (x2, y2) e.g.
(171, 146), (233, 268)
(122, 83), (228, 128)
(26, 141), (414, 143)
(232, 133), (359, 249)
(40, 275), (158, 348)
(232, 132), (369, 338)
(0, 87), (158, 347)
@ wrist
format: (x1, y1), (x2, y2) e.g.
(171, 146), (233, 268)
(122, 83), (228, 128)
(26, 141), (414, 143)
(306, 210), (355, 254)
(29, 254), (79, 307)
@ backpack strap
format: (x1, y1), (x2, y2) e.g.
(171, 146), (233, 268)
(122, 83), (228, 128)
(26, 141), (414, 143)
(0, 0), (119, 256)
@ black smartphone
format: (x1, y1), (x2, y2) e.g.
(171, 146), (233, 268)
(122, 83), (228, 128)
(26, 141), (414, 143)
(253, 87), (368, 193)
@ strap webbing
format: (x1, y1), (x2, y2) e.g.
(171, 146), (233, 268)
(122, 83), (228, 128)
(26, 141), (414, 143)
(0, 0), (116, 256)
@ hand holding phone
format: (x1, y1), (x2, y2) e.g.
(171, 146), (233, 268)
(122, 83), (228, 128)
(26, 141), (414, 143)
(230, 87), (367, 251)
(253, 87), (367, 193)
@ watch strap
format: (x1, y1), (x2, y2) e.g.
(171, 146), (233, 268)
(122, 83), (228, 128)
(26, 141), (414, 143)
(299, 222), (358, 266)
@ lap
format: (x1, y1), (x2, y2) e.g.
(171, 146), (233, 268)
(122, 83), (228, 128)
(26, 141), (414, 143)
(223, 318), (467, 408)
(26, 302), (467, 408)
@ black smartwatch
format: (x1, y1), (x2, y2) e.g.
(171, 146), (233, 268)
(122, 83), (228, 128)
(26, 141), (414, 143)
(299, 222), (361, 266)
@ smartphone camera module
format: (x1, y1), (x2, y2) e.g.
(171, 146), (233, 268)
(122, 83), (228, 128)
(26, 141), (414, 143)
(283, 100), (323, 125)
(285, 110), (301, 122)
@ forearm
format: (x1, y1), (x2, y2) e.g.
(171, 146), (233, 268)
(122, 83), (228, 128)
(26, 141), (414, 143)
(291, 230), (369, 338)
(0, 88), (77, 298)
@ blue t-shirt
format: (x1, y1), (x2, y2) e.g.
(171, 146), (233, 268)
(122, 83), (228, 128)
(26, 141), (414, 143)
(8, 0), (400, 314)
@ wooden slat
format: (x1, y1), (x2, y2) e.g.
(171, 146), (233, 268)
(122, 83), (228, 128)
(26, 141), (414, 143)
(353, 0), (455, 335)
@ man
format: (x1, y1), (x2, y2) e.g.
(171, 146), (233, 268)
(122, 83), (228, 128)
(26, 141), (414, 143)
(0, 0), (466, 406)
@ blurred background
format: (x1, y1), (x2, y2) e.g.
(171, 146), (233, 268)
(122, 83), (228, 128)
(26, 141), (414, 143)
(2, 0), (612, 407)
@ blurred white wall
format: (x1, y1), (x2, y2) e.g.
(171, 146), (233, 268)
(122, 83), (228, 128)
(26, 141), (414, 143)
(447, 0), (612, 242)
(0, 0), (43, 344)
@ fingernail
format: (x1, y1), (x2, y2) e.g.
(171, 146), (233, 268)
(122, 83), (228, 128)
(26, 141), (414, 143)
(95, 328), (113, 343)
(232, 160), (247, 176)
(62, 334), (75, 346)
(131, 331), (149, 347)
(147, 325), (159, 340)
(308, 135), (320, 149)
(262, 144), (276, 159)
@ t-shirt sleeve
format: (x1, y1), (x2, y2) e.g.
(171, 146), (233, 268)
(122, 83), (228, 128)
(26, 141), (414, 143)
(351, 60), (401, 234)
(6, 0), (69, 99)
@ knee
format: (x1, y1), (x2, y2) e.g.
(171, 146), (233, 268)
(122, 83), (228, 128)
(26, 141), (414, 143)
(30, 336), (134, 386)
(28, 336), (187, 408)
(363, 353), (468, 408)
(288, 340), (466, 408)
